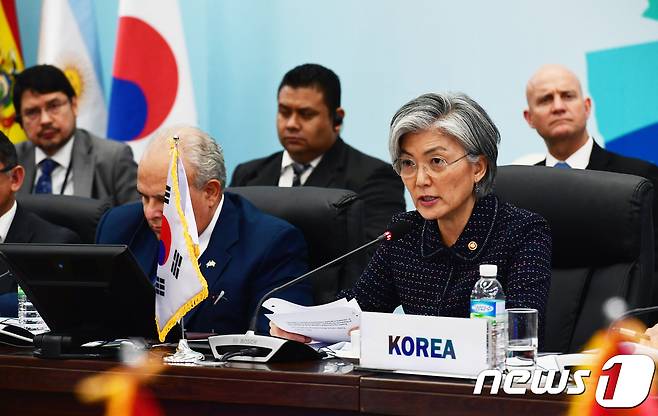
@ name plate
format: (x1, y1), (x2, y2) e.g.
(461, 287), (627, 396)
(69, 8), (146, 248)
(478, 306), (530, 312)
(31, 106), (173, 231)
(360, 312), (488, 378)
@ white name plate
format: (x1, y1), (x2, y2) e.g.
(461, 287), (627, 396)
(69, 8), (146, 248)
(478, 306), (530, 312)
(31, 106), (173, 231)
(360, 312), (488, 378)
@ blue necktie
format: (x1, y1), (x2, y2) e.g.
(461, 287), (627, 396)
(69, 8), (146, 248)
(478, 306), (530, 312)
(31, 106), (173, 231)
(554, 161), (571, 169)
(34, 159), (58, 194)
(291, 163), (311, 187)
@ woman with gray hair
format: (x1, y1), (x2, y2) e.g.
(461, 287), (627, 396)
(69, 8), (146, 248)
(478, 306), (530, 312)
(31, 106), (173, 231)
(272, 92), (551, 343)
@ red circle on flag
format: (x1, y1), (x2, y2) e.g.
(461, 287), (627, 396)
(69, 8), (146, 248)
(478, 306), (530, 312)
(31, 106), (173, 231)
(110, 16), (178, 140)
(158, 215), (172, 265)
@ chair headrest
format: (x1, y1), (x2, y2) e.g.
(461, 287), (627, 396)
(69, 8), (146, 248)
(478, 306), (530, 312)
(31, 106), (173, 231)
(225, 186), (362, 265)
(495, 166), (653, 267)
(16, 194), (112, 243)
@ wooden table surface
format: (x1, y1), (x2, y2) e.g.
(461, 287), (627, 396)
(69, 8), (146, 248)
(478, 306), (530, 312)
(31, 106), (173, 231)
(0, 346), (571, 415)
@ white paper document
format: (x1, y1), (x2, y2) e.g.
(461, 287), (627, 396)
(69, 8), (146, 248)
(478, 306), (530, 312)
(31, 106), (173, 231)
(263, 298), (361, 343)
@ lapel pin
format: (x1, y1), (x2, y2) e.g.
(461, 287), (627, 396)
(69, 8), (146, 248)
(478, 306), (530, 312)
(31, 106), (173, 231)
(206, 260), (216, 268)
(468, 241), (478, 251)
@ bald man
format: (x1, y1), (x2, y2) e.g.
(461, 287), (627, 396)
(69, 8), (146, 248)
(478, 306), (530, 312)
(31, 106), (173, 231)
(524, 64), (657, 172)
(96, 125), (312, 335)
(524, 64), (593, 165)
(524, 64), (658, 270)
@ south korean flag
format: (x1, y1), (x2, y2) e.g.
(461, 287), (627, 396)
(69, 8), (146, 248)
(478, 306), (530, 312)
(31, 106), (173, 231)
(155, 137), (208, 342)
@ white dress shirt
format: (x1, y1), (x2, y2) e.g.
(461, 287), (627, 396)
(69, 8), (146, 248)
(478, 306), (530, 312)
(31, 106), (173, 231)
(198, 194), (224, 256)
(34, 136), (75, 195)
(278, 151), (323, 187)
(545, 136), (594, 169)
(0, 201), (18, 243)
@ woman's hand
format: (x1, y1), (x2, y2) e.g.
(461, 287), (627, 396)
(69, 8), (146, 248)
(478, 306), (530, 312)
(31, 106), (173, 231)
(269, 322), (312, 343)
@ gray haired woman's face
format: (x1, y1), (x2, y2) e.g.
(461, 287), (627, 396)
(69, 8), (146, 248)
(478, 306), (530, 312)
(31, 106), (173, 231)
(396, 129), (487, 222)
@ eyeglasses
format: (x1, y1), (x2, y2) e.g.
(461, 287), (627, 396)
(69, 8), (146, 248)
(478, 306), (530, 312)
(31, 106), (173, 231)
(0, 164), (16, 174)
(0, 163), (18, 176)
(393, 154), (470, 178)
(21, 99), (70, 123)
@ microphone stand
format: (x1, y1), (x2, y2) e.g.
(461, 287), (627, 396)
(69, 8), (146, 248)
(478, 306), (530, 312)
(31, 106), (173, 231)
(207, 231), (394, 363)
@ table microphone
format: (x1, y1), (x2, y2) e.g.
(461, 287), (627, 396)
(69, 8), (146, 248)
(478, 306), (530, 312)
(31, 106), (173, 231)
(207, 221), (413, 363)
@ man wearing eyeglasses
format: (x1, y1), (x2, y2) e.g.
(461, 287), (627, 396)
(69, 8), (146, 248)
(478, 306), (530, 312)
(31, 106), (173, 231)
(0, 131), (79, 316)
(11, 65), (139, 206)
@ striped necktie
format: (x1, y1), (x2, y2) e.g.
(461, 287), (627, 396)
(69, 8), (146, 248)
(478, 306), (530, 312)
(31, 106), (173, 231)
(291, 163), (311, 187)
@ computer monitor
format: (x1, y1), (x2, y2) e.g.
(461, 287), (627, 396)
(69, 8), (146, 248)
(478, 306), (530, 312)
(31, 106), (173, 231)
(0, 244), (157, 344)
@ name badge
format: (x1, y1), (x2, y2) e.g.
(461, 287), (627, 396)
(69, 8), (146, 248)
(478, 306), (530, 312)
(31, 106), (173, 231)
(360, 312), (488, 378)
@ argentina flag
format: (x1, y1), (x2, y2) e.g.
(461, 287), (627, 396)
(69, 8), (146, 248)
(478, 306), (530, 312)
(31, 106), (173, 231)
(155, 137), (207, 342)
(38, 0), (107, 136)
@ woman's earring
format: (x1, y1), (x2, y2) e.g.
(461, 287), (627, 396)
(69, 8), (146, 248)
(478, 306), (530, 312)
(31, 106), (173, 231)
(474, 181), (481, 195)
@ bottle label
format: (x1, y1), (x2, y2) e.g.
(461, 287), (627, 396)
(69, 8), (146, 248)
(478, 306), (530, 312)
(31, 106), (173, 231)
(470, 299), (505, 321)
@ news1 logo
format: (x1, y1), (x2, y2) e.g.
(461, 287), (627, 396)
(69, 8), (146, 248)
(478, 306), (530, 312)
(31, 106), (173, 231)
(473, 354), (655, 408)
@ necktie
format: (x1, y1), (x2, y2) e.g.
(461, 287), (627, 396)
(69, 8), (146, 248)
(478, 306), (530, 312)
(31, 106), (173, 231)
(554, 161), (571, 169)
(34, 159), (58, 194)
(291, 163), (311, 187)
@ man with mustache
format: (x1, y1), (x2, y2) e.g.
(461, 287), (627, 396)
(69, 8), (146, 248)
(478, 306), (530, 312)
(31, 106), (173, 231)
(230, 63), (405, 243)
(12, 65), (138, 206)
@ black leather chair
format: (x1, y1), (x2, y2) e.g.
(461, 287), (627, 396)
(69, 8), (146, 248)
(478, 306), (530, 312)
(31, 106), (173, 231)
(495, 165), (654, 352)
(16, 194), (112, 243)
(226, 186), (367, 304)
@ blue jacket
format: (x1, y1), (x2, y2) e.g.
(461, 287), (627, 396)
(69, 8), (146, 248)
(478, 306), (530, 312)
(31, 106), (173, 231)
(96, 192), (312, 334)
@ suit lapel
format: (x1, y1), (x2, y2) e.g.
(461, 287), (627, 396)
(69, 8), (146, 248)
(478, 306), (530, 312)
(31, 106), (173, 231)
(586, 141), (610, 170)
(71, 130), (94, 197)
(5, 205), (34, 243)
(250, 154), (282, 185)
(185, 195), (239, 322)
(17, 144), (36, 196)
(305, 137), (345, 187)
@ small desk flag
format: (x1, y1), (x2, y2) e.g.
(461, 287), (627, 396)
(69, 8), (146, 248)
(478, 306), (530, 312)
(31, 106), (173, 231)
(155, 137), (207, 342)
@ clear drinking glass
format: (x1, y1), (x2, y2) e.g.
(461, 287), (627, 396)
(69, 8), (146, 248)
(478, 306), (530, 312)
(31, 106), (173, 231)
(506, 308), (538, 368)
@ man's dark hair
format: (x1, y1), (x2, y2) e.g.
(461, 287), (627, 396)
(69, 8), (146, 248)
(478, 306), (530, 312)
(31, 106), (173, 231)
(0, 131), (18, 170)
(12, 64), (76, 125)
(278, 64), (342, 124)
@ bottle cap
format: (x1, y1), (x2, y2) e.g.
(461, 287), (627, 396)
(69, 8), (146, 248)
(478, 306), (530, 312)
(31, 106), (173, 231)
(479, 264), (497, 277)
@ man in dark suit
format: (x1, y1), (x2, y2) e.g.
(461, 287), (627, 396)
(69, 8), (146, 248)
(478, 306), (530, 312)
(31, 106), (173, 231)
(0, 132), (80, 316)
(12, 65), (138, 206)
(96, 125), (312, 334)
(230, 64), (405, 241)
(524, 64), (658, 267)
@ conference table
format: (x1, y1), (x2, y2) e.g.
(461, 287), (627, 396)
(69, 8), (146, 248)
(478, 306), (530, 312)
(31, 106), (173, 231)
(0, 346), (569, 415)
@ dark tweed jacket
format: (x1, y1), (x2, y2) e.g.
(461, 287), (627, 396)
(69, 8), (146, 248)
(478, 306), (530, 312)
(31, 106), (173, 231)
(344, 194), (552, 342)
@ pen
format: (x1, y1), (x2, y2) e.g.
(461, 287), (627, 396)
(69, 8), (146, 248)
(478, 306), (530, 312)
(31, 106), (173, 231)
(213, 290), (226, 305)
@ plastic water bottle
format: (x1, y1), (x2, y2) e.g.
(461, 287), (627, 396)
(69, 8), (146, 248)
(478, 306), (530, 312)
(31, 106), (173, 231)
(470, 264), (506, 370)
(17, 285), (49, 333)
